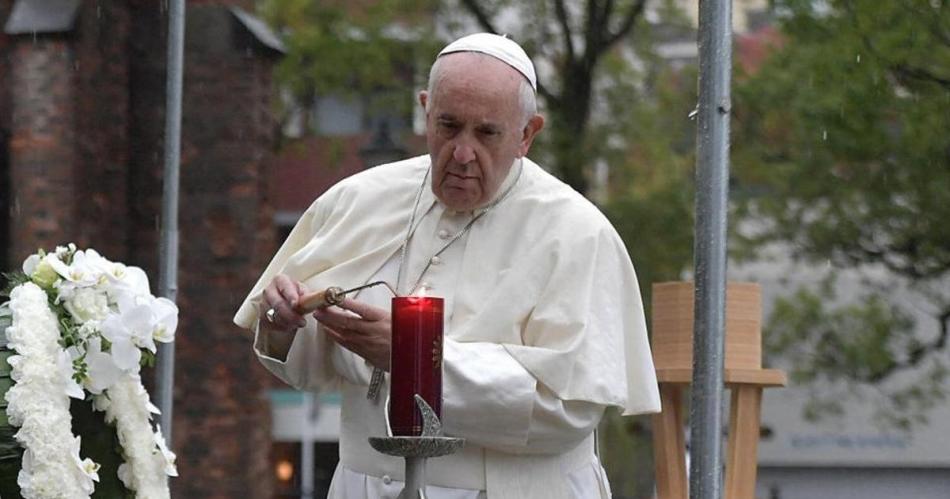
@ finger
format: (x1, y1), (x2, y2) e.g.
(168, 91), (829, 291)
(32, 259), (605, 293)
(274, 274), (303, 305)
(313, 306), (363, 334)
(294, 280), (309, 299)
(335, 298), (389, 321)
(264, 282), (306, 328)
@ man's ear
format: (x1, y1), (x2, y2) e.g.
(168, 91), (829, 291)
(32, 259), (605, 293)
(517, 114), (545, 157)
(418, 90), (429, 116)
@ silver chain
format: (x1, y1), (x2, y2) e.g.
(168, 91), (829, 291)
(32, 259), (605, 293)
(395, 160), (524, 296)
(367, 160), (524, 402)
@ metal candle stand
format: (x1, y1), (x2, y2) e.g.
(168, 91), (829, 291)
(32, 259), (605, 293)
(369, 395), (465, 499)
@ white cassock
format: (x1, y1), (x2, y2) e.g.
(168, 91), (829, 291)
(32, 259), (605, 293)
(234, 156), (661, 499)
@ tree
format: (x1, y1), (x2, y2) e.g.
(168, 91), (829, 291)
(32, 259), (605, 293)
(732, 0), (950, 428)
(260, 0), (440, 135)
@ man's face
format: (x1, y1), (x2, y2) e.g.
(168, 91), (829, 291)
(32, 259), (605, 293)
(419, 53), (543, 212)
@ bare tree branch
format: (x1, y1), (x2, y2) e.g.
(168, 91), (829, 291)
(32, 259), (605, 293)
(602, 0), (646, 49)
(892, 64), (950, 90)
(553, 0), (576, 62)
(870, 308), (950, 382)
(458, 0), (500, 34)
(537, 80), (557, 106)
(583, 0), (599, 62)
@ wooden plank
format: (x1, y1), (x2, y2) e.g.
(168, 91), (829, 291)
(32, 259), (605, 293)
(652, 385), (688, 499)
(656, 368), (786, 387)
(726, 386), (764, 499)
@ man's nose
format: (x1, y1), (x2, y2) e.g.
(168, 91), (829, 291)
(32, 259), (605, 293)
(452, 141), (476, 165)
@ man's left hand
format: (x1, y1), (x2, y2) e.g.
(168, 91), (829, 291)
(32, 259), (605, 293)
(312, 298), (392, 371)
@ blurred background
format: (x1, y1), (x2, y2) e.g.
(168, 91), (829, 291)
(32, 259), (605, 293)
(0, 0), (947, 498)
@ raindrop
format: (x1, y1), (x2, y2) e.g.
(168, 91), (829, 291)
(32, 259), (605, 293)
(688, 108), (699, 120)
(822, 130), (828, 141)
(97, 5), (101, 19)
(856, 54), (861, 63)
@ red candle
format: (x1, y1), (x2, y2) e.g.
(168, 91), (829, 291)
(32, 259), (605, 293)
(390, 296), (444, 436)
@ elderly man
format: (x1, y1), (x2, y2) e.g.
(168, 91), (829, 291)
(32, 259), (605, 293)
(235, 33), (660, 499)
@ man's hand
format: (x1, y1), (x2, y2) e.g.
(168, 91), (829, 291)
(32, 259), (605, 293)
(313, 298), (392, 371)
(262, 274), (309, 333)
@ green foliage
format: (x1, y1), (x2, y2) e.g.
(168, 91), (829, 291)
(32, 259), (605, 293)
(261, 0), (440, 131)
(733, 0), (950, 425)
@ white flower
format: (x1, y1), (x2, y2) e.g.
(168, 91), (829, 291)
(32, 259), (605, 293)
(103, 263), (151, 300)
(151, 297), (178, 344)
(70, 436), (101, 494)
(26, 254), (60, 289)
(21, 253), (40, 275)
(5, 283), (101, 498)
(103, 375), (173, 498)
(83, 336), (124, 394)
(101, 294), (178, 362)
(64, 287), (111, 324)
(6, 247), (178, 499)
(50, 249), (113, 300)
(153, 427), (178, 477)
(58, 349), (85, 399)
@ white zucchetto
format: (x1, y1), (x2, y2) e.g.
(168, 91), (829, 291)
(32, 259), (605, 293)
(438, 33), (537, 91)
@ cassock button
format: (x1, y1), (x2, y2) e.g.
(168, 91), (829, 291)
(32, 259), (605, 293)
(437, 229), (452, 240)
(382, 475), (392, 485)
(430, 256), (442, 266)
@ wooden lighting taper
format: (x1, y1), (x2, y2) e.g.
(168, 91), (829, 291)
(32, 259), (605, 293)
(293, 287), (345, 314)
(292, 281), (396, 314)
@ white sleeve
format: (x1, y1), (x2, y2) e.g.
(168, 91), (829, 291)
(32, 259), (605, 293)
(253, 316), (374, 391)
(440, 338), (605, 455)
(253, 316), (335, 391)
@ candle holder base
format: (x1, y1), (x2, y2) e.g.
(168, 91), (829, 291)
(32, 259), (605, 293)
(369, 395), (465, 499)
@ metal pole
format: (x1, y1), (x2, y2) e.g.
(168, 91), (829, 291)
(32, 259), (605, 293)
(689, 0), (732, 498)
(400, 457), (426, 499)
(301, 393), (316, 499)
(157, 0), (186, 441)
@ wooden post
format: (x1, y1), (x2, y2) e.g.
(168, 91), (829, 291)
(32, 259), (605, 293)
(650, 282), (786, 499)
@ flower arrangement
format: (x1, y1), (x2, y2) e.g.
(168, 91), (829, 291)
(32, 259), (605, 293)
(0, 244), (178, 498)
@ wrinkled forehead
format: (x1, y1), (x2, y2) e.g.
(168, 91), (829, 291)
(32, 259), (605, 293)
(432, 53), (525, 96)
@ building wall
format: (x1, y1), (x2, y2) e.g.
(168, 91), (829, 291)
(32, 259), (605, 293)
(2, 1), (280, 497)
(7, 36), (79, 262)
(169, 4), (277, 498)
(756, 467), (950, 499)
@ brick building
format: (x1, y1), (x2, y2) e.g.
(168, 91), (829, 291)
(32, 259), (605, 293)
(0, 0), (284, 496)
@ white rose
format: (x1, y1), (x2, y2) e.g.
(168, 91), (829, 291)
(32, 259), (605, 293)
(64, 287), (110, 324)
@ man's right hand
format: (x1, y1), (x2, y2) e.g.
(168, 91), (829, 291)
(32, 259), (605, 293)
(261, 274), (309, 333)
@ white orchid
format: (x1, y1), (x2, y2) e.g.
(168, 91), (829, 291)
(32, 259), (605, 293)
(49, 248), (114, 301)
(58, 349), (85, 399)
(153, 427), (178, 477)
(83, 337), (124, 394)
(70, 436), (101, 494)
(103, 263), (151, 300)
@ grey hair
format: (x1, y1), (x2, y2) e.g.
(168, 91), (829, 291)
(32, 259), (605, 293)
(427, 54), (537, 127)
